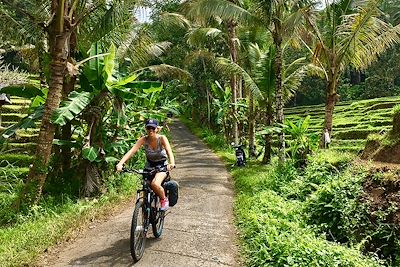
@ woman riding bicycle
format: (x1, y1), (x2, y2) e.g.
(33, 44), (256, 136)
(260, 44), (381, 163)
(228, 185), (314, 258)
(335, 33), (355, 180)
(116, 118), (175, 211)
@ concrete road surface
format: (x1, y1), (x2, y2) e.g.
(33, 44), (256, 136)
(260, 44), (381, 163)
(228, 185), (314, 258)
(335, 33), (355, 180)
(41, 120), (240, 267)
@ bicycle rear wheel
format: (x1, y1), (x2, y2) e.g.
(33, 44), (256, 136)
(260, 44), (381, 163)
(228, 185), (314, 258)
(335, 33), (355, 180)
(151, 197), (165, 238)
(130, 200), (147, 262)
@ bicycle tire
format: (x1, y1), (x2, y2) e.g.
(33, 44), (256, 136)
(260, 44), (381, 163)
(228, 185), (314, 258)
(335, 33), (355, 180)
(151, 197), (165, 238)
(130, 200), (146, 262)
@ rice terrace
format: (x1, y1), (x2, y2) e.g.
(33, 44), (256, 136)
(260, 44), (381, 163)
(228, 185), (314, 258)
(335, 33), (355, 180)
(2, 0), (400, 267)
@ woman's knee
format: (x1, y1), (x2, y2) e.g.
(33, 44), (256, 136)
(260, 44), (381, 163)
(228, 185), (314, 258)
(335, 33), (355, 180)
(151, 179), (160, 188)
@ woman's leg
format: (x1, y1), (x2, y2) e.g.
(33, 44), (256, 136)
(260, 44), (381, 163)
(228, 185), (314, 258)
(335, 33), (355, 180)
(151, 172), (167, 199)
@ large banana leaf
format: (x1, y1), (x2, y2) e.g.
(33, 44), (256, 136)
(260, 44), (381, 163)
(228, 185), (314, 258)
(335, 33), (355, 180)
(103, 44), (116, 86)
(0, 105), (44, 144)
(51, 91), (94, 126)
(113, 74), (137, 87)
(125, 81), (163, 93)
(82, 146), (100, 162)
(0, 84), (44, 99)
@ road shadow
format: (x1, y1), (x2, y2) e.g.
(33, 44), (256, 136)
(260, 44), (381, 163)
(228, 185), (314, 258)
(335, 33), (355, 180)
(68, 236), (162, 266)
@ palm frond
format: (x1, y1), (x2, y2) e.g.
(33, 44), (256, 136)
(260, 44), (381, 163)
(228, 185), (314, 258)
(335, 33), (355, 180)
(183, 0), (256, 26)
(186, 27), (225, 47)
(77, 0), (139, 50)
(282, 62), (309, 102)
(159, 12), (192, 29)
(146, 64), (193, 82)
(122, 28), (171, 68)
(216, 57), (263, 99)
(0, 62), (30, 87)
(337, 2), (400, 69)
(184, 49), (216, 65)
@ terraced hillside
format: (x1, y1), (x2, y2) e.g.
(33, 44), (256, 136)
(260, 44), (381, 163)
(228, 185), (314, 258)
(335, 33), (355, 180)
(285, 96), (400, 153)
(0, 97), (36, 204)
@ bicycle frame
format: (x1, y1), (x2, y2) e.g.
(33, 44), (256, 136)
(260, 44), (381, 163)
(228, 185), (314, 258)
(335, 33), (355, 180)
(135, 177), (156, 234)
(122, 166), (169, 262)
(125, 167), (169, 232)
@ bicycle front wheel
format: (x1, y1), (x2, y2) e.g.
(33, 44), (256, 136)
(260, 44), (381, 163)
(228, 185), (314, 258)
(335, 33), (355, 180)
(152, 197), (165, 238)
(130, 200), (147, 262)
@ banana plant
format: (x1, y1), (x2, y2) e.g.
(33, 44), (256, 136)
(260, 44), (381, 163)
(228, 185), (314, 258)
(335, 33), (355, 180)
(51, 43), (163, 164)
(284, 115), (319, 167)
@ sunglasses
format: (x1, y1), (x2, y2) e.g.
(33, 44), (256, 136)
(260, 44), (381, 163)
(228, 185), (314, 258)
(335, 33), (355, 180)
(146, 126), (156, 130)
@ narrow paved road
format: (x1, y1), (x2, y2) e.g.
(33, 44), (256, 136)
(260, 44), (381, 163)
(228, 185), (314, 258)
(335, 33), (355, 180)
(42, 120), (239, 267)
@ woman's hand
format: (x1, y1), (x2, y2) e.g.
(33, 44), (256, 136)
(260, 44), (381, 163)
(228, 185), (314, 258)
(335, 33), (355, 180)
(167, 164), (176, 171)
(116, 163), (124, 172)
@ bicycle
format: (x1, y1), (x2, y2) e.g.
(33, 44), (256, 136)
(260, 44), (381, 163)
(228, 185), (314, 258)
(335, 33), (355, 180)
(122, 166), (170, 262)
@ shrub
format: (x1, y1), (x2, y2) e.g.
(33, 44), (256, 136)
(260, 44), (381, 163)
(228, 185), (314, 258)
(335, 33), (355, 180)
(0, 154), (33, 167)
(282, 151), (354, 200)
(236, 191), (383, 267)
(304, 167), (366, 242)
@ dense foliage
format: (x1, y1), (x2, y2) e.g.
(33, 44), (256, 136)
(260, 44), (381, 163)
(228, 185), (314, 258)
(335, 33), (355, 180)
(1, 0), (400, 265)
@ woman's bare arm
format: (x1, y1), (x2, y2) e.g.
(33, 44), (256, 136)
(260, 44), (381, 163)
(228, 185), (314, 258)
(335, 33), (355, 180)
(161, 135), (175, 169)
(116, 137), (145, 171)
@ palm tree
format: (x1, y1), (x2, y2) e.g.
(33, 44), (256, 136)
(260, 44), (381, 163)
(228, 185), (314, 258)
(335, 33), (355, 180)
(179, 0), (311, 161)
(303, 0), (400, 136)
(0, 0), (142, 206)
(250, 0), (312, 162)
(183, 0), (255, 144)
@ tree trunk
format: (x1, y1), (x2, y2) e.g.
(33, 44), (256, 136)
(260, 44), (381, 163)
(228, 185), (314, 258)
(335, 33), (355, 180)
(248, 92), (256, 158)
(61, 30), (78, 172)
(350, 69), (361, 85)
(324, 80), (339, 134)
(262, 102), (273, 164)
(274, 41), (285, 162)
(227, 19), (239, 145)
(206, 89), (211, 127)
(20, 0), (70, 206)
(393, 112), (400, 135)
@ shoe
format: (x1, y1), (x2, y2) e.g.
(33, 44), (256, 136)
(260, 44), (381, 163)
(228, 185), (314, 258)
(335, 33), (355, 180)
(160, 198), (169, 211)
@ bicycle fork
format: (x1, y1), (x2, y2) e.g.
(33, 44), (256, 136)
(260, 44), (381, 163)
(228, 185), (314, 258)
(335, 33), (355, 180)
(136, 191), (151, 235)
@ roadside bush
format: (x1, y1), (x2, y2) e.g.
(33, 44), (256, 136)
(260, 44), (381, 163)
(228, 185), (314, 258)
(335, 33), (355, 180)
(282, 151), (353, 200)
(200, 127), (228, 150)
(303, 166), (366, 243)
(236, 190), (383, 267)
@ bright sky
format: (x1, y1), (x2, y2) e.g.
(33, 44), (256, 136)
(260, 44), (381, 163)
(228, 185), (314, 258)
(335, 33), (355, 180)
(134, 1), (336, 22)
(135, 7), (152, 23)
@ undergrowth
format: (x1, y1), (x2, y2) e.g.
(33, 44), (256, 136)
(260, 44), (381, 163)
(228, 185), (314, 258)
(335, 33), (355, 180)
(182, 118), (385, 266)
(0, 167), (138, 267)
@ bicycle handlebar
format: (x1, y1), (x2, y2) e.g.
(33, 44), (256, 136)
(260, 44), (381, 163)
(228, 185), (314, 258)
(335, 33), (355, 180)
(121, 165), (168, 175)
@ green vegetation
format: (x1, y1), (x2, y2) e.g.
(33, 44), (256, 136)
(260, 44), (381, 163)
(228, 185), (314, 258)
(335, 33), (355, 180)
(285, 96), (400, 153)
(183, 119), (392, 266)
(1, 0), (400, 265)
(0, 172), (137, 267)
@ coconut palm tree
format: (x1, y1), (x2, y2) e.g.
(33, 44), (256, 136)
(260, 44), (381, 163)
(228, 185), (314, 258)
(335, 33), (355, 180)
(183, 0), (256, 144)
(0, 0), (143, 206)
(176, 0), (312, 162)
(303, 0), (400, 136)
(249, 0), (313, 161)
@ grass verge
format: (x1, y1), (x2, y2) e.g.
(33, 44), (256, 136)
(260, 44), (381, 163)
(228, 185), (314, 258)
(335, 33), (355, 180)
(180, 118), (384, 266)
(0, 172), (138, 267)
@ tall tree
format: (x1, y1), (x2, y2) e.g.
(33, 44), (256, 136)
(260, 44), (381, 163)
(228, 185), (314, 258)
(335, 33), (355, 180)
(183, 0), (255, 144)
(0, 0), (140, 206)
(250, 0), (312, 162)
(304, 0), (400, 135)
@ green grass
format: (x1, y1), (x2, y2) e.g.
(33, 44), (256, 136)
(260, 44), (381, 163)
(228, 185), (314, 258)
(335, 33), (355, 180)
(0, 172), (138, 267)
(285, 96), (400, 151)
(182, 118), (384, 266)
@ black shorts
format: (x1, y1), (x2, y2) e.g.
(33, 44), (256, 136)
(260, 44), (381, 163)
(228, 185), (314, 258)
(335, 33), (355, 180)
(144, 160), (168, 181)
